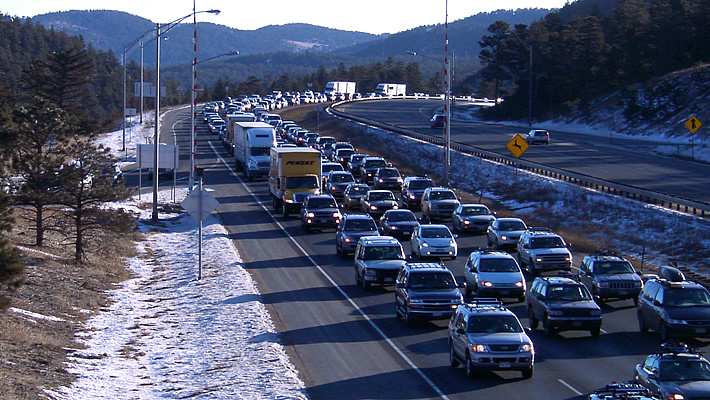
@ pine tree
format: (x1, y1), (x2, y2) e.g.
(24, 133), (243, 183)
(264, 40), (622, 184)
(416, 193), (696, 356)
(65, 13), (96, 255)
(0, 188), (24, 311)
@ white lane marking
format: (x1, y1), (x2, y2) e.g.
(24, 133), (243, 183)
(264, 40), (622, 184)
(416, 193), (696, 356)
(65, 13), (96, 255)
(558, 378), (583, 395)
(208, 141), (451, 400)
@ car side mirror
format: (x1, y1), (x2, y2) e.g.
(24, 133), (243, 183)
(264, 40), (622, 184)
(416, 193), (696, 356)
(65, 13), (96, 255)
(453, 234), (459, 239)
(524, 327), (532, 334)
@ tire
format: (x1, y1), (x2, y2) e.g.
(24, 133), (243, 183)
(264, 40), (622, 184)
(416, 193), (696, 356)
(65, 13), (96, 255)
(404, 307), (414, 326)
(282, 204), (289, 218)
(543, 316), (554, 337)
(336, 244), (342, 256)
(272, 197), (280, 212)
(465, 283), (473, 297)
(638, 312), (649, 333)
(659, 322), (670, 341)
(590, 327), (601, 338)
(528, 307), (539, 329)
(521, 366), (534, 379)
(395, 302), (403, 319)
(449, 342), (460, 367)
(517, 295), (526, 303)
(361, 275), (370, 290)
(465, 353), (476, 378)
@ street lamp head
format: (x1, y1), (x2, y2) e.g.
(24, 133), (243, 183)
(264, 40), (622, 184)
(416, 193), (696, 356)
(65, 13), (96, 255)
(231, 50), (240, 55)
(406, 51), (417, 56)
(208, 9), (221, 15)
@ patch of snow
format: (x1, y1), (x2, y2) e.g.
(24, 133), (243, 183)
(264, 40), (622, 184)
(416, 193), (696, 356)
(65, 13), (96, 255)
(9, 307), (65, 322)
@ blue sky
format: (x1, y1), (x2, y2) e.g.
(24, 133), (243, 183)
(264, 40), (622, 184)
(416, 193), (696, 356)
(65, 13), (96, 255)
(3, 0), (569, 35)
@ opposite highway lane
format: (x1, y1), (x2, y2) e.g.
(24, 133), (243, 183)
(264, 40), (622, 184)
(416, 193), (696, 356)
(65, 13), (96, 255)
(149, 106), (710, 400)
(336, 99), (710, 205)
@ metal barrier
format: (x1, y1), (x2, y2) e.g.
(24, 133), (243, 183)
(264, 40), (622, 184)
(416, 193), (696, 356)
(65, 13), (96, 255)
(329, 98), (710, 218)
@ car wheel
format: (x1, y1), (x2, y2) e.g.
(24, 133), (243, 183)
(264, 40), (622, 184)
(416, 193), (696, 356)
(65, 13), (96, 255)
(361, 276), (370, 290)
(336, 244), (342, 256)
(449, 342), (460, 367)
(543, 316), (554, 337)
(528, 307), (539, 329)
(404, 307), (414, 326)
(465, 353), (476, 378)
(465, 283), (472, 297)
(590, 327), (601, 338)
(282, 205), (289, 218)
(659, 322), (670, 341)
(517, 295), (526, 303)
(638, 312), (648, 333)
(395, 303), (402, 319)
(521, 366), (533, 379)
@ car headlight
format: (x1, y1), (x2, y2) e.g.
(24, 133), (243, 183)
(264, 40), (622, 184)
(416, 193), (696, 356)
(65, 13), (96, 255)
(500, 235), (508, 241)
(548, 310), (565, 316)
(471, 344), (488, 353)
(389, 226), (397, 230)
(669, 393), (685, 400)
(392, 205), (398, 209)
(520, 343), (534, 353)
(464, 220), (470, 225)
(333, 212), (341, 218)
(591, 310), (602, 317)
(307, 212), (315, 218)
(480, 281), (493, 287)
(331, 186), (337, 191)
(595, 281), (611, 288)
(421, 241), (429, 247)
(634, 281), (643, 288)
(449, 240), (456, 247)
(378, 178), (384, 183)
(666, 318), (688, 325)
(515, 281), (524, 288)
(396, 177), (402, 183)
(408, 193), (416, 199)
(535, 257), (543, 262)
(344, 237), (352, 243)
(370, 205), (377, 210)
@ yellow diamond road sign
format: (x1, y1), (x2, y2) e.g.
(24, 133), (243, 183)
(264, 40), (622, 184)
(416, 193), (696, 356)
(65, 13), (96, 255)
(685, 115), (703, 133)
(507, 134), (529, 158)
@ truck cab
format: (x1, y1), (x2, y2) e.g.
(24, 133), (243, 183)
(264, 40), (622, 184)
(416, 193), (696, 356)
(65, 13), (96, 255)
(269, 147), (322, 217)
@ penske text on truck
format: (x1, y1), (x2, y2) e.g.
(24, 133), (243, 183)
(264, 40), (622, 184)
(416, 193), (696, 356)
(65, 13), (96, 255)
(232, 122), (276, 180)
(269, 147), (322, 217)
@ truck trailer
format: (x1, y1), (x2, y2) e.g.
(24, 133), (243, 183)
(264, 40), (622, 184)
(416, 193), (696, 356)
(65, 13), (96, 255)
(233, 122), (277, 180)
(375, 83), (406, 97)
(269, 147), (322, 217)
(324, 81), (356, 100)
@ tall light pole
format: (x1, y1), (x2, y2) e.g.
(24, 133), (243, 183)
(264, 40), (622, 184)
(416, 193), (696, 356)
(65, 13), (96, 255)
(151, 9), (221, 222)
(189, 50), (238, 190)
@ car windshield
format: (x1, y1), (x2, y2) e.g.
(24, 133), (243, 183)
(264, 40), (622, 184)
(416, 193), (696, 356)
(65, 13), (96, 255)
(351, 155), (367, 163)
(387, 212), (417, 222)
(348, 186), (368, 195)
(363, 246), (404, 260)
(344, 220), (377, 232)
(323, 164), (343, 173)
(664, 289), (710, 307)
(593, 261), (636, 274)
(547, 285), (591, 301)
(460, 206), (491, 216)
(337, 150), (354, 157)
(408, 272), (456, 289)
(409, 180), (434, 190)
(365, 159), (386, 168)
(308, 198), (337, 209)
(378, 169), (400, 177)
(285, 176), (319, 189)
(429, 191), (456, 200)
(660, 360), (710, 381)
(421, 227), (452, 239)
(498, 221), (526, 231)
(251, 147), (270, 156)
(530, 237), (566, 249)
(369, 192), (395, 201)
(467, 315), (524, 334)
(479, 258), (520, 273)
(331, 174), (354, 183)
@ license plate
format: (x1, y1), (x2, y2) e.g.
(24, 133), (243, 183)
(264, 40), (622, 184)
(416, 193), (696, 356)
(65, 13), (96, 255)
(618, 290), (628, 295)
(433, 312), (443, 317)
(384, 277), (394, 282)
(573, 321), (583, 327)
(500, 290), (510, 295)
(698, 328), (706, 334)
(499, 362), (511, 368)
(402, 231), (411, 236)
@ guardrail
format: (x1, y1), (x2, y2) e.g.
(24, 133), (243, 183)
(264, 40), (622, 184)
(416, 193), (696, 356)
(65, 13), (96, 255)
(329, 98), (710, 218)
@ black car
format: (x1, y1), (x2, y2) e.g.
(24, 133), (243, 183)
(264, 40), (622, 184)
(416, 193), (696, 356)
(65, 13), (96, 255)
(359, 157), (388, 185)
(634, 342), (710, 400)
(343, 183), (370, 210)
(299, 194), (342, 232)
(373, 167), (403, 191)
(361, 190), (399, 218)
(325, 171), (355, 200)
(637, 276), (710, 340)
(335, 213), (379, 256)
(346, 153), (369, 178)
(400, 176), (435, 209)
(526, 275), (602, 337)
(378, 209), (419, 240)
(577, 250), (643, 303)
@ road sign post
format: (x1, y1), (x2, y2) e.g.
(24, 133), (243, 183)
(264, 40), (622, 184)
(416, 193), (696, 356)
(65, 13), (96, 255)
(685, 116), (703, 160)
(506, 134), (529, 182)
(180, 167), (219, 280)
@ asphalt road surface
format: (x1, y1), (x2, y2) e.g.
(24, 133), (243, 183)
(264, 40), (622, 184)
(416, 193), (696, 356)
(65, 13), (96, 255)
(127, 106), (710, 400)
(336, 99), (710, 204)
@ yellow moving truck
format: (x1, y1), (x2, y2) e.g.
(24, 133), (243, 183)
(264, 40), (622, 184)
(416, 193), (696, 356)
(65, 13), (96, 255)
(269, 147), (322, 217)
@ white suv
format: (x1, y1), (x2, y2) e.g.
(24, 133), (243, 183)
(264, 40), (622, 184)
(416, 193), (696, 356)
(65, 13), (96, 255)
(516, 228), (572, 275)
(464, 249), (526, 302)
(421, 187), (460, 222)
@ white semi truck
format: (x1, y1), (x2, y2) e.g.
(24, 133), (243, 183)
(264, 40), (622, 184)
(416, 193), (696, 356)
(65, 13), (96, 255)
(324, 81), (356, 99)
(375, 83), (407, 97)
(232, 121), (277, 180)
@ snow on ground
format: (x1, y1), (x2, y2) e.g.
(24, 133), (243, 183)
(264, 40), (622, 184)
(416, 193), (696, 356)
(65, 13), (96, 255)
(44, 102), (710, 398)
(46, 111), (308, 399)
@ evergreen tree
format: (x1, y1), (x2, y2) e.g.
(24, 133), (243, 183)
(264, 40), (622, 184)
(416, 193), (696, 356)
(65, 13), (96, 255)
(0, 190), (23, 310)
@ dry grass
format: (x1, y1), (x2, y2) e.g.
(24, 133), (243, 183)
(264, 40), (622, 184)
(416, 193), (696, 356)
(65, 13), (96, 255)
(0, 208), (138, 399)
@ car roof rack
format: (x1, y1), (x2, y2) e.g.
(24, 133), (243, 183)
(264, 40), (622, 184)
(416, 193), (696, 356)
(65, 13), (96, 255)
(527, 227), (551, 232)
(590, 250), (619, 257)
(659, 341), (700, 355)
(463, 298), (507, 312)
(590, 382), (659, 399)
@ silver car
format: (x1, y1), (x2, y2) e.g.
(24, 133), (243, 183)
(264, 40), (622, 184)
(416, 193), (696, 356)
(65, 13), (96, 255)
(486, 218), (527, 249)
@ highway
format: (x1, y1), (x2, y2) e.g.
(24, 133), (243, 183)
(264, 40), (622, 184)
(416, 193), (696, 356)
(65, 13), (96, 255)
(147, 106), (710, 400)
(335, 99), (710, 205)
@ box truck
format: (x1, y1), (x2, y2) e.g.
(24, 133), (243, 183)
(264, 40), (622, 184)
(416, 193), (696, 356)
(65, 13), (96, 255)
(224, 113), (257, 150)
(233, 122), (277, 180)
(375, 83), (407, 97)
(324, 81), (356, 100)
(269, 147), (322, 217)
